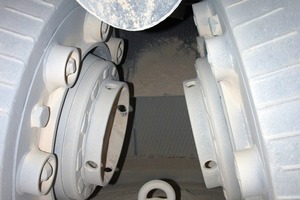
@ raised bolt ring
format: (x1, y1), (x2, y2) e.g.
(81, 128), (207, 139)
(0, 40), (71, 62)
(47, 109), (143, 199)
(17, 149), (56, 196)
(44, 44), (80, 91)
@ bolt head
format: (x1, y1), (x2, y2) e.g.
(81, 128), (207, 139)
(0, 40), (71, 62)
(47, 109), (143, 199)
(209, 15), (223, 36)
(66, 58), (77, 76)
(31, 105), (50, 128)
(117, 48), (123, 59)
(41, 162), (53, 182)
(101, 22), (109, 35)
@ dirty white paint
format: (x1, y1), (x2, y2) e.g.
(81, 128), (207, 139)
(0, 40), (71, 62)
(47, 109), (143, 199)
(129, 37), (197, 96)
(76, 0), (182, 31)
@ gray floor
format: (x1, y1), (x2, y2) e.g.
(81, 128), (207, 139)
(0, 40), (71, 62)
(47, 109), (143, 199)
(91, 158), (225, 200)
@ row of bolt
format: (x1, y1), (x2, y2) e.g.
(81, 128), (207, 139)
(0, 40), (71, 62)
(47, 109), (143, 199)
(193, 1), (234, 82)
(31, 22), (124, 129)
(193, 1), (265, 199)
(192, 1), (232, 200)
(20, 13), (125, 197)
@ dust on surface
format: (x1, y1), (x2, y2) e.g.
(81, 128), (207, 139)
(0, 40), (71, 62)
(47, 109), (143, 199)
(128, 36), (197, 96)
(76, 0), (181, 31)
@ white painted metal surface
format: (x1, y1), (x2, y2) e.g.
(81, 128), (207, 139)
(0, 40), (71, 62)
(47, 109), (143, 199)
(0, 1), (129, 199)
(0, 0), (299, 199)
(185, 0), (300, 199)
(54, 55), (129, 199)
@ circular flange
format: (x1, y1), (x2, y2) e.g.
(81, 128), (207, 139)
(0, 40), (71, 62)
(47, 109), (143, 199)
(54, 54), (129, 199)
(76, 0), (182, 31)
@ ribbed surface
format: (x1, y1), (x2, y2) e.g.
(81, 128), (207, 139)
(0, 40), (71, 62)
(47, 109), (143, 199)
(222, 0), (300, 198)
(0, 0), (57, 199)
(127, 96), (197, 158)
(0, 1), (74, 199)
